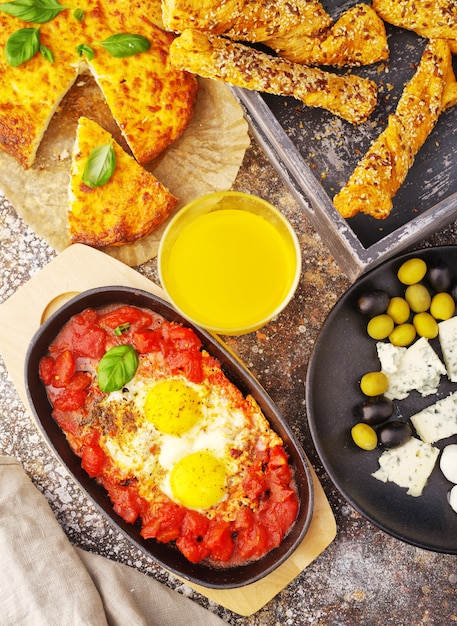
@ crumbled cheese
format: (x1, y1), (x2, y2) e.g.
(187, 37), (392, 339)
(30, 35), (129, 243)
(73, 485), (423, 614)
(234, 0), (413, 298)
(372, 437), (439, 497)
(410, 391), (457, 444)
(438, 317), (457, 382)
(377, 337), (446, 400)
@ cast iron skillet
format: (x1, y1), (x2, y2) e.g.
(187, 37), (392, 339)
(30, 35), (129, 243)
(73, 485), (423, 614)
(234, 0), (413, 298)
(25, 286), (314, 589)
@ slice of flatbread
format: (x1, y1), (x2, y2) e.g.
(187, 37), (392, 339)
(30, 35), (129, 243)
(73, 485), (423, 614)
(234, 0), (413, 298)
(68, 117), (178, 247)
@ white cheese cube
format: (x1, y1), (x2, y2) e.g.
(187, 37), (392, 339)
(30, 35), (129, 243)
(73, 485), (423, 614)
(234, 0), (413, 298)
(377, 337), (446, 400)
(372, 437), (439, 497)
(438, 316), (457, 383)
(410, 391), (457, 444)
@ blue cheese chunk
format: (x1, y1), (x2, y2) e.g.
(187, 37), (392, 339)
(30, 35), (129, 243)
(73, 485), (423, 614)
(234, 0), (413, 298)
(438, 316), (457, 383)
(372, 437), (439, 497)
(410, 391), (457, 444)
(376, 337), (446, 400)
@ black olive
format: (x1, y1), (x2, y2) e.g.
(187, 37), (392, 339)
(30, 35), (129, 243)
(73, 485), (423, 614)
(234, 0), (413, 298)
(426, 260), (453, 293)
(451, 282), (457, 303)
(378, 421), (412, 449)
(354, 396), (393, 426)
(356, 290), (390, 317)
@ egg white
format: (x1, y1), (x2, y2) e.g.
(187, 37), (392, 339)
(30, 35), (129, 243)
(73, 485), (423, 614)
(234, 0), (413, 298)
(98, 371), (251, 512)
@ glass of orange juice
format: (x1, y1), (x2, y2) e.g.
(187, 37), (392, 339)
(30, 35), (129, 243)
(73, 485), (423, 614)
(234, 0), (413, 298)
(158, 191), (301, 335)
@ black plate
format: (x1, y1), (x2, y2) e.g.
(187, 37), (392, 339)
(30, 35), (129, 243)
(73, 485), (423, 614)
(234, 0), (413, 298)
(306, 246), (457, 554)
(25, 286), (314, 588)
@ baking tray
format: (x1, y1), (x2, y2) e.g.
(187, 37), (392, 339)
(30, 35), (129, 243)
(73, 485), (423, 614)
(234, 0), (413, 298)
(231, 2), (457, 280)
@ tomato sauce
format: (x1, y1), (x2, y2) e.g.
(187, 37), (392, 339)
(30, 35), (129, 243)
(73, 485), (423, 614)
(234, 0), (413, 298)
(39, 304), (299, 566)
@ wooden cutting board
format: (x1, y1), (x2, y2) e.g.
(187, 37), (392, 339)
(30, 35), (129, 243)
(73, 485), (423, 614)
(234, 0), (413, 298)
(0, 244), (336, 616)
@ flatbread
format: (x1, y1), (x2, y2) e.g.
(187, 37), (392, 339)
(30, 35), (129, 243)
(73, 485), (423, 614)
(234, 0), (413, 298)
(0, 0), (197, 168)
(68, 117), (178, 247)
(0, 76), (250, 266)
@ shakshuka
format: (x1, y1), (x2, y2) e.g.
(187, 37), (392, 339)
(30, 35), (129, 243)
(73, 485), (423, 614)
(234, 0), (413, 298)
(38, 304), (299, 566)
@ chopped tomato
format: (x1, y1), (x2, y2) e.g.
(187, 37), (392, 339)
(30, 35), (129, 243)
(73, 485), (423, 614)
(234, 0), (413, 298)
(99, 306), (153, 332)
(235, 509), (270, 561)
(176, 510), (211, 563)
(108, 483), (143, 525)
(52, 349), (76, 388)
(80, 431), (105, 477)
(242, 469), (267, 500)
(259, 494), (299, 543)
(51, 310), (107, 359)
(66, 371), (92, 391)
(205, 520), (234, 562)
(132, 329), (162, 354)
(50, 388), (87, 412)
(141, 501), (186, 543)
(39, 356), (55, 386)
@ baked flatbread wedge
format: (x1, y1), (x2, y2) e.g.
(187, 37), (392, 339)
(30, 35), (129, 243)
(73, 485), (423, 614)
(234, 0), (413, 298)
(0, 0), (197, 168)
(265, 4), (389, 67)
(373, 0), (457, 54)
(333, 39), (455, 220)
(169, 29), (378, 125)
(68, 117), (178, 247)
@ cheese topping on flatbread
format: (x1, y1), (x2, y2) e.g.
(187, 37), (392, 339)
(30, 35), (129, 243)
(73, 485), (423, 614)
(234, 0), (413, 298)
(68, 117), (178, 247)
(0, 0), (198, 168)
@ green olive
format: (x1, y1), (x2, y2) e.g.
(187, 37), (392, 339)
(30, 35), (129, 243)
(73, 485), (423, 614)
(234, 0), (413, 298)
(367, 314), (395, 340)
(430, 292), (455, 320)
(405, 283), (431, 313)
(360, 371), (389, 396)
(413, 312), (439, 339)
(397, 258), (427, 285)
(389, 323), (416, 347)
(386, 296), (410, 324)
(351, 423), (378, 450)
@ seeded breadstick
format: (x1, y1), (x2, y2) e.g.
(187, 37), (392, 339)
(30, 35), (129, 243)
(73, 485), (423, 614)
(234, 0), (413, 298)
(162, 0), (332, 42)
(372, 0), (457, 54)
(163, 0), (388, 68)
(265, 4), (389, 67)
(333, 40), (455, 220)
(169, 30), (378, 125)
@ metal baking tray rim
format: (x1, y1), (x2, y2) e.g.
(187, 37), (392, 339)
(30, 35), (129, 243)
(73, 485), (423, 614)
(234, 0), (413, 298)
(231, 86), (457, 281)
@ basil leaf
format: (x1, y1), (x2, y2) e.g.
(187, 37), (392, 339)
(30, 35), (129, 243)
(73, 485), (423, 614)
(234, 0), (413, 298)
(39, 43), (53, 63)
(114, 323), (130, 337)
(97, 33), (150, 58)
(97, 345), (139, 393)
(76, 42), (94, 61)
(5, 27), (40, 66)
(0, 0), (67, 24)
(72, 7), (83, 21)
(81, 142), (116, 188)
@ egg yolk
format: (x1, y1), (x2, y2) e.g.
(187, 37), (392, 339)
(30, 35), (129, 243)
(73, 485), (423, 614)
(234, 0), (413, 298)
(144, 379), (202, 435)
(170, 451), (227, 509)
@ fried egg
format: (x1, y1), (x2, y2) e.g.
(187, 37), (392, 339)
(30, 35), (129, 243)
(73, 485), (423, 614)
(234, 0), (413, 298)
(96, 367), (268, 517)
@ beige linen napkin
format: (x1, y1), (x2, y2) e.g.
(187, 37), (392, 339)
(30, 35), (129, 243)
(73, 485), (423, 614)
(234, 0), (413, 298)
(0, 457), (229, 626)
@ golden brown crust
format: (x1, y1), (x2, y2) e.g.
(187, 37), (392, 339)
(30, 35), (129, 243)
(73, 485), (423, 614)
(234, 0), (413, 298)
(333, 39), (454, 220)
(0, 0), (197, 169)
(161, 0), (332, 42)
(68, 117), (178, 247)
(169, 29), (378, 125)
(265, 4), (389, 67)
(372, 0), (457, 53)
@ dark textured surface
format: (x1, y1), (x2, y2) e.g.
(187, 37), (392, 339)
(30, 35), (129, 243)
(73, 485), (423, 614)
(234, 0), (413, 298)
(1, 137), (457, 625)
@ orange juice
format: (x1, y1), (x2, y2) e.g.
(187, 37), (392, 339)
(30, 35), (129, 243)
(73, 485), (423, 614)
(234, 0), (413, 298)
(159, 197), (300, 334)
